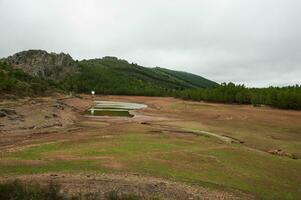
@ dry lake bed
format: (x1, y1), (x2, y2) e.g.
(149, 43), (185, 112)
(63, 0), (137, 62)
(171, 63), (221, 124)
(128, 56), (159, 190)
(1, 95), (301, 200)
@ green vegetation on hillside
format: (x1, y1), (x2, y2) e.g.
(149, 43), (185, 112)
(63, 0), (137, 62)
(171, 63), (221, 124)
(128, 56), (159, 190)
(61, 57), (216, 96)
(177, 82), (301, 110)
(0, 56), (216, 97)
(154, 67), (217, 88)
(0, 62), (57, 96)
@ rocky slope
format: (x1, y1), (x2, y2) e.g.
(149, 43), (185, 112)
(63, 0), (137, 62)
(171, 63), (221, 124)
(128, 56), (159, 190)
(2, 50), (78, 81)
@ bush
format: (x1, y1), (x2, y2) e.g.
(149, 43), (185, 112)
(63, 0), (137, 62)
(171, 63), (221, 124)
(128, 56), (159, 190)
(0, 62), (55, 96)
(0, 180), (66, 200)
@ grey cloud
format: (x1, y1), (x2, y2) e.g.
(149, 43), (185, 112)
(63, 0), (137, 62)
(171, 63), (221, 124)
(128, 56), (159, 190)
(0, 0), (300, 87)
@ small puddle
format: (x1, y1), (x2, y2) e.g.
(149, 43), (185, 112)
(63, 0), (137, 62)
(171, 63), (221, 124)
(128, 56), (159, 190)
(84, 101), (147, 118)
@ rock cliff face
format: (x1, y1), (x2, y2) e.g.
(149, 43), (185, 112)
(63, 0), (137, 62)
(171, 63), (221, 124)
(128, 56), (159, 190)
(3, 50), (78, 81)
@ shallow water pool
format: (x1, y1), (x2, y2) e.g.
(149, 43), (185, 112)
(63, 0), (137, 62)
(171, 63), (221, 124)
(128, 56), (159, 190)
(84, 101), (147, 117)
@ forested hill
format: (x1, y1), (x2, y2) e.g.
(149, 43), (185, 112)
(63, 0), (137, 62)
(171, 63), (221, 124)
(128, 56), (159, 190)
(62, 57), (217, 95)
(154, 67), (217, 88)
(0, 50), (217, 96)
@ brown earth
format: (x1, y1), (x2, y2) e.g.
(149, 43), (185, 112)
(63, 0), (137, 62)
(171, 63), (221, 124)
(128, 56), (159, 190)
(0, 173), (254, 200)
(1, 94), (301, 199)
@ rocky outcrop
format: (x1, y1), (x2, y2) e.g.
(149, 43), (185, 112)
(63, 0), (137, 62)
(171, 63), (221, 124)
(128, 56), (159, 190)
(2, 50), (78, 81)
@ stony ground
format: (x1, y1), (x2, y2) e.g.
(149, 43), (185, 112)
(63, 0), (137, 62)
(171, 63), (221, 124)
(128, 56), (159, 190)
(1, 173), (255, 200)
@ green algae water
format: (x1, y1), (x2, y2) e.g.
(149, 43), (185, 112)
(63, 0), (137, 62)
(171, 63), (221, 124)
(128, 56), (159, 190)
(84, 101), (147, 118)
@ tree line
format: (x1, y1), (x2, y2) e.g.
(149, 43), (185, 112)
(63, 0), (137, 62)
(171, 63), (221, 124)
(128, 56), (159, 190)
(1, 61), (301, 110)
(176, 83), (301, 110)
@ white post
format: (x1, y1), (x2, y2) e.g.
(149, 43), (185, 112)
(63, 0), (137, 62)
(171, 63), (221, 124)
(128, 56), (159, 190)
(91, 107), (95, 115)
(91, 91), (95, 115)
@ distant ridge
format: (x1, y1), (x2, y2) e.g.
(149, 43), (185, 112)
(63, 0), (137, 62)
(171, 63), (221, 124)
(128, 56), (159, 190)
(154, 67), (217, 88)
(1, 50), (217, 96)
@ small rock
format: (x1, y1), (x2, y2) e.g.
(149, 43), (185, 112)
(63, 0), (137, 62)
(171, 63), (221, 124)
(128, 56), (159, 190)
(0, 112), (6, 118)
(8, 115), (18, 120)
(53, 103), (64, 110)
(268, 149), (293, 158)
(50, 174), (58, 177)
(0, 108), (17, 115)
(292, 154), (299, 160)
(55, 122), (63, 127)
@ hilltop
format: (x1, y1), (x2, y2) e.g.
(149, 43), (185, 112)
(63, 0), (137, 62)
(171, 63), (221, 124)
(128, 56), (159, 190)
(0, 50), (217, 96)
(3, 50), (78, 81)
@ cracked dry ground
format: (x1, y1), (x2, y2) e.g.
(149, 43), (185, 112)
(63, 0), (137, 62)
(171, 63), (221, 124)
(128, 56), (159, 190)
(1, 95), (301, 200)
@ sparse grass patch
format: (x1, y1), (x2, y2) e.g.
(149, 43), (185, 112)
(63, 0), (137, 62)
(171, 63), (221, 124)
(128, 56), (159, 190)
(0, 160), (107, 176)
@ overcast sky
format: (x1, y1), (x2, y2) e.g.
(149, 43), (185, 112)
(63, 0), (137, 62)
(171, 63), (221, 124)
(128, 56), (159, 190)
(0, 0), (300, 87)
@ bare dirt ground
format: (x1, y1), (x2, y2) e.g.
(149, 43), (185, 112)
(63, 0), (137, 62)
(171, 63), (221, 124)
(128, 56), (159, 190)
(0, 173), (254, 200)
(1, 94), (301, 199)
(0, 95), (91, 151)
